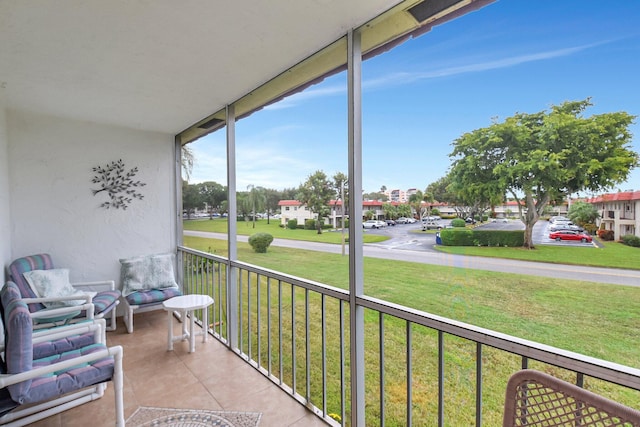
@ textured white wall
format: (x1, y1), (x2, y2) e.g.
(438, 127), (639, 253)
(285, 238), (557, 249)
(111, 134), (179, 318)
(7, 110), (177, 285)
(0, 107), (11, 282)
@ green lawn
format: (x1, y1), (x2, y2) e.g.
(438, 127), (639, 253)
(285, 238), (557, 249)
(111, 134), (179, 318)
(184, 218), (388, 244)
(185, 218), (640, 269)
(434, 240), (640, 269)
(183, 235), (640, 425)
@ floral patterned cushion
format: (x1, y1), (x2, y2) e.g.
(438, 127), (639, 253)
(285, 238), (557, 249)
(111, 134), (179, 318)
(22, 269), (89, 308)
(120, 253), (179, 296)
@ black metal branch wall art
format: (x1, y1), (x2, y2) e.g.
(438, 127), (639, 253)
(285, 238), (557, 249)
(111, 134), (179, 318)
(91, 159), (146, 210)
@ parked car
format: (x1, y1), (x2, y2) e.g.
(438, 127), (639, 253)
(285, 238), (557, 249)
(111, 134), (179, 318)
(385, 219), (396, 226)
(395, 217), (409, 224)
(549, 230), (593, 243)
(549, 223), (584, 233)
(363, 220), (385, 229)
(421, 219), (442, 231)
(406, 217), (417, 223)
(465, 217), (476, 224)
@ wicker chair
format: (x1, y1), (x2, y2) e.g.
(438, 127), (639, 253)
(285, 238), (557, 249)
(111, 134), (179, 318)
(503, 369), (640, 426)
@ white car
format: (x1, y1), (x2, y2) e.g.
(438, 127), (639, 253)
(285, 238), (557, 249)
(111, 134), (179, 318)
(363, 220), (385, 229)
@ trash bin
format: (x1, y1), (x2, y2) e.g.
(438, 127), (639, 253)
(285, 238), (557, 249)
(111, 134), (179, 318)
(435, 232), (442, 245)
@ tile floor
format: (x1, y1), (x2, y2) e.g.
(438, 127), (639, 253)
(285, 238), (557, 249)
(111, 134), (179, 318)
(30, 310), (329, 427)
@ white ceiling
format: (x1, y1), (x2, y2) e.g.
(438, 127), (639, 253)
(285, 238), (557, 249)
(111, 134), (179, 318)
(0, 0), (404, 134)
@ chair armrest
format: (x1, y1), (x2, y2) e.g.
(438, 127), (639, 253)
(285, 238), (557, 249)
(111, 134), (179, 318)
(32, 319), (106, 345)
(22, 294), (94, 305)
(0, 344), (122, 388)
(28, 300), (95, 322)
(72, 280), (116, 292)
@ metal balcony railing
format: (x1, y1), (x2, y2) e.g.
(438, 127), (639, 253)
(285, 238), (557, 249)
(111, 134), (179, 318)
(177, 246), (640, 426)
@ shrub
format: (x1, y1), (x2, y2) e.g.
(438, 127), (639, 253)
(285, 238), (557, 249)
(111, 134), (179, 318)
(597, 229), (615, 241)
(287, 219), (298, 230)
(439, 229), (524, 247)
(248, 233), (274, 253)
(451, 218), (466, 227)
(621, 234), (640, 247)
(304, 219), (316, 230)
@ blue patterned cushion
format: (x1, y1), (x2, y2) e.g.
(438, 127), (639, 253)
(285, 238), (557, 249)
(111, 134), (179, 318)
(120, 253), (179, 296)
(32, 332), (95, 360)
(8, 254), (54, 312)
(3, 297), (34, 403)
(89, 290), (121, 314)
(26, 343), (114, 404)
(125, 287), (182, 306)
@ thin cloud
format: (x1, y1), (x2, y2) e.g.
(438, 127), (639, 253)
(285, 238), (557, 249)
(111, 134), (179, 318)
(365, 43), (605, 89)
(268, 42), (606, 109)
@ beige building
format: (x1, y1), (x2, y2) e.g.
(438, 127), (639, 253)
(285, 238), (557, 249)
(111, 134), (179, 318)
(588, 191), (640, 239)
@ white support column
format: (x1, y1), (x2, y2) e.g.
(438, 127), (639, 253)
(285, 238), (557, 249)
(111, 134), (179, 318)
(347, 28), (365, 427)
(174, 136), (184, 285)
(226, 104), (239, 350)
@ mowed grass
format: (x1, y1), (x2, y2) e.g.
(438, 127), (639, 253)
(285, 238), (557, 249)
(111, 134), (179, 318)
(184, 235), (640, 365)
(435, 240), (640, 270)
(183, 218), (389, 244)
(183, 235), (640, 425)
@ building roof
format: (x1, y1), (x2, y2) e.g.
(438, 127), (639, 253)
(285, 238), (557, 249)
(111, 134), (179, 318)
(587, 191), (640, 203)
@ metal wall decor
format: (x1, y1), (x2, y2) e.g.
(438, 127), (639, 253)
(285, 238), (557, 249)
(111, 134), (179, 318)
(91, 159), (146, 209)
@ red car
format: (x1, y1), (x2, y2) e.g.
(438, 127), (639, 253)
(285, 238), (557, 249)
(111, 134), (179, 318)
(549, 230), (592, 243)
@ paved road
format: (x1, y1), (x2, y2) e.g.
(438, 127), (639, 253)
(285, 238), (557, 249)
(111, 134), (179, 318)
(184, 229), (640, 287)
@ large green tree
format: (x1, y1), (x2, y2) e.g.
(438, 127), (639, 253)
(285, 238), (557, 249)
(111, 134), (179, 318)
(297, 170), (333, 234)
(449, 99), (638, 248)
(198, 181), (227, 217)
(331, 172), (349, 228)
(246, 185), (266, 228)
(182, 181), (203, 218)
(568, 200), (600, 228)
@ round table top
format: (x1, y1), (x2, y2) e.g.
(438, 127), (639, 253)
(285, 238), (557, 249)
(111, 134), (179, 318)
(162, 294), (214, 310)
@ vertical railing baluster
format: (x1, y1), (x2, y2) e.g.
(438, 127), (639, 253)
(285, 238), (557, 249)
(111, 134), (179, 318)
(239, 267), (243, 355)
(321, 294), (327, 417)
(476, 343), (483, 427)
(340, 300), (346, 427)
(292, 283), (297, 394)
(407, 321), (412, 427)
(522, 356), (528, 370)
(278, 280), (283, 385)
(267, 277), (272, 377)
(379, 312), (385, 427)
(257, 273), (262, 369)
(438, 330), (444, 427)
(218, 262), (223, 338)
(305, 289), (310, 403)
(247, 270), (252, 360)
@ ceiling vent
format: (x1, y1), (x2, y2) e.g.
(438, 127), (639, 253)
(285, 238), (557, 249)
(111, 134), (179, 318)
(197, 117), (225, 129)
(408, 0), (463, 23)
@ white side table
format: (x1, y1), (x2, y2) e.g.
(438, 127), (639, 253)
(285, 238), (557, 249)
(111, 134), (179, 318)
(162, 294), (214, 353)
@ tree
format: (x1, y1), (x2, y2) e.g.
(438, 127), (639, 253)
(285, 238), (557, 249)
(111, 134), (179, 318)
(396, 204), (412, 218)
(181, 145), (195, 182)
(408, 190), (426, 219)
(450, 99), (638, 248)
(297, 170), (333, 234)
(263, 188), (281, 224)
(332, 172), (349, 256)
(363, 191), (387, 201)
(568, 201), (600, 227)
(182, 181), (203, 218)
(382, 202), (397, 219)
(246, 185), (266, 228)
(198, 181), (226, 218)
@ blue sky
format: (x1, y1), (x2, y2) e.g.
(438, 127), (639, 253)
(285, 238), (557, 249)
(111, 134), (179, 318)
(190, 0), (640, 196)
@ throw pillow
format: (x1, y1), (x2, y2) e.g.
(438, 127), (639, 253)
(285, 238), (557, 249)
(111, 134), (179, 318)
(22, 268), (88, 308)
(120, 253), (179, 296)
